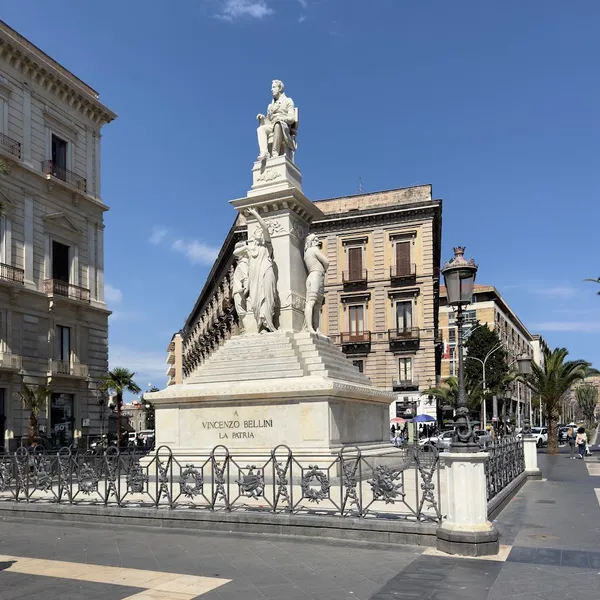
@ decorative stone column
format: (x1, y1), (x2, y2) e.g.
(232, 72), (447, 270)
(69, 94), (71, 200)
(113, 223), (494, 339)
(523, 436), (542, 479)
(230, 155), (323, 333)
(436, 452), (499, 556)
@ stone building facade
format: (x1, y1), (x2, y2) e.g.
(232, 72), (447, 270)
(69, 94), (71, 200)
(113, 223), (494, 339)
(0, 21), (116, 449)
(167, 185), (442, 422)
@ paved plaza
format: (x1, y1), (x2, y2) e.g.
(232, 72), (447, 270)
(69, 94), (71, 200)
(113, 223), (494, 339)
(0, 448), (599, 600)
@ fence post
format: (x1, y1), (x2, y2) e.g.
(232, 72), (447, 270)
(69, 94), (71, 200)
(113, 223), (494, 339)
(522, 437), (542, 479)
(436, 452), (499, 556)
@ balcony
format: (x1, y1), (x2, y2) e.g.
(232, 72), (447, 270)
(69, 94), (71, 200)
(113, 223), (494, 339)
(50, 359), (88, 378)
(41, 160), (87, 193)
(44, 279), (90, 303)
(392, 376), (420, 391)
(340, 331), (371, 354)
(390, 264), (416, 286)
(388, 327), (420, 352)
(0, 132), (21, 159)
(342, 269), (368, 290)
(0, 263), (24, 285)
(0, 352), (22, 370)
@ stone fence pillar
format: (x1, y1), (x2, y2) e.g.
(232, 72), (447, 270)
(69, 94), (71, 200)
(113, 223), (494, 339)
(523, 436), (542, 479)
(436, 452), (499, 556)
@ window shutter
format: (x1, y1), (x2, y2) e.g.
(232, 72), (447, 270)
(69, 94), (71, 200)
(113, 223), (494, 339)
(348, 247), (362, 279)
(395, 242), (410, 275)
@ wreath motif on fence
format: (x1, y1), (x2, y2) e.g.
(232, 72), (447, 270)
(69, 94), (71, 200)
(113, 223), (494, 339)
(179, 465), (204, 498)
(0, 461), (11, 492)
(77, 463), (99, 495)
(368, 465), (404, 504)
(301, 465), (330, 503)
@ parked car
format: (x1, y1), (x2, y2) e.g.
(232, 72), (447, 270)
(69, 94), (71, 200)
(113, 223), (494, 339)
(474, 430), (492, 449)
(419, 430), (454, 451)
(517, 427), (548, 447)
(558, 427), (569, 443)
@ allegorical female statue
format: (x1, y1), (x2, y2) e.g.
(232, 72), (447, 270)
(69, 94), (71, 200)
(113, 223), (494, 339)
(233, 208), (278, 333)
(303, 234), (329, 334)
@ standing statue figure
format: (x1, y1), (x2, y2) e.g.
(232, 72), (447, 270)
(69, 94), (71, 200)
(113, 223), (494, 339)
(256, 80), (298, 162)
(241, 208), (278, 333)
(304, 234), (329, 334)
(232, 241), (250, 327)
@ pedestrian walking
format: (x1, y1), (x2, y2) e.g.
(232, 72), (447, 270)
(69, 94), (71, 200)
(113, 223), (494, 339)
(567, 423), (577, 459)
(575, 427), (588, 459)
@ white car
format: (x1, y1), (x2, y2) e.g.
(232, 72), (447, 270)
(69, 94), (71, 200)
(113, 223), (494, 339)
(419, 431), (454, 451)
(517, 427), (548, 447)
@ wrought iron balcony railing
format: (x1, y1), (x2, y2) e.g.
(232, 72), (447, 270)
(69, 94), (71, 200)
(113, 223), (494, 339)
(0, 263), (24, 284)
(50, 359), (88, 378)
(342, 269), (368, 285)
(390, 263), (417, 282)
(340, 331), (372, 345)
(41, 160), (87, 193)
(0, 132), (21, 159)
(388, 328), (421, 351)
(392, 376), (420, 391)
(44, 279), (90, 302)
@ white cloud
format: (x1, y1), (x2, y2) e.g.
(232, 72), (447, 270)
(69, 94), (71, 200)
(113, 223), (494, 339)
(109, 346), (168, 389)
(216, 0), (273, 20)
(149, 226), (168, 245)
(297, 0), (307, 8)
(105, 283), (123, 304)
(298, 15), (306, 23)
(171, 238), (219, 266)
(531, 321), (600, 333)
(531, 285), (578, 299)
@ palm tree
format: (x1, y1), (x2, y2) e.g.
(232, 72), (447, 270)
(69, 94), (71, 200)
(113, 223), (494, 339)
(576, 384), (598, 427)
(424, 377), (482, 417)
(524, 348), (588, 455)
(100, 368), (141, 447)
(584, 277), (600, 295)
(20, 385), (52, 444)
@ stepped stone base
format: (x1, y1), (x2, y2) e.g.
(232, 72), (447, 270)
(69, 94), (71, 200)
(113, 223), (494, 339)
(148, 332), (395, 454)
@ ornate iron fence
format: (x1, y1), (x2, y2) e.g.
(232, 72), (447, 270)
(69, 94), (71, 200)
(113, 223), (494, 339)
(485, 436), (525, 501)
(0, 443), (442, 523)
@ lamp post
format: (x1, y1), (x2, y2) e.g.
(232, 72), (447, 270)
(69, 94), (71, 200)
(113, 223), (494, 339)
(441, 246), (479, 452)
(516, 353), (533, 435)
(502, 385), (513, 436)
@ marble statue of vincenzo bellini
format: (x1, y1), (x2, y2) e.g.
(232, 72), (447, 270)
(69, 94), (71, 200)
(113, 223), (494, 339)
(303, 234), (329, 334)
(256, 79), (297, 162)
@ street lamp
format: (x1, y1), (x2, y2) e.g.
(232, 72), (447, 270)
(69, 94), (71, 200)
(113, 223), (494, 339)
(441, 246), (479, 452)
(516, 353), (533, 435)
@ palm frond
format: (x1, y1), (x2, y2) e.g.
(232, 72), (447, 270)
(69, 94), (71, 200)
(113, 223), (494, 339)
(20, 385), (52, 417)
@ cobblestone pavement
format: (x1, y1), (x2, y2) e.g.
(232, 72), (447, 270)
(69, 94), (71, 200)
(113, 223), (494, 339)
(0, 446), (598, 599)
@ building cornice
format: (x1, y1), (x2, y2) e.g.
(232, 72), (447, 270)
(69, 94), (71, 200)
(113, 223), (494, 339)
(0, 23), (116, 125)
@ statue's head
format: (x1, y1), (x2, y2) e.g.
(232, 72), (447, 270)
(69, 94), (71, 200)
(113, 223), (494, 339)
(252, 227), (265, 244)
(271, 79), (284, 98)
(305, 234), (321, 251)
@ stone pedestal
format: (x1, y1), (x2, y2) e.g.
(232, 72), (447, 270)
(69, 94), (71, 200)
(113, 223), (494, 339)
(231, 155), (323, 333)
(523, 436), (542, 479)
(436, 452), (499, 556)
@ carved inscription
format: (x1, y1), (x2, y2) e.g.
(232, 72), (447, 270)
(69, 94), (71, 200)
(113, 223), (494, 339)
(202, 419), (273, 440)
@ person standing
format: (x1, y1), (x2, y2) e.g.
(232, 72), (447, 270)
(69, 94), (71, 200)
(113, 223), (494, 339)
(575, 427), (588, 459)
(567, 423), (577, 459)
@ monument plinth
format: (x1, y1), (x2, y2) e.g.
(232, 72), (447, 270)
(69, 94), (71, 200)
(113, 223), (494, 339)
(148, 79), (395, 456)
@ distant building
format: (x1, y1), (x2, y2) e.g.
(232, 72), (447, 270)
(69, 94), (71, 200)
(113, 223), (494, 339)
(439, 284), (538, 426)
(121, 401), (146, 433)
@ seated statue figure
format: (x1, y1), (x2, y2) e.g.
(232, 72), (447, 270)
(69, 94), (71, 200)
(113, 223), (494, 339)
(256, 79), (298, 162)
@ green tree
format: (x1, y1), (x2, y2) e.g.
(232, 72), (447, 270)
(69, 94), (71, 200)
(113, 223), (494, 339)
(424, 377), (482, 414)
(463, 323), (509, 397)
(576, 384), (598, 426)
(0, 159), (9, 175)
(20, 385), (52, 444)
(100, 368), (141, 447)
(524, 348), (588, 455)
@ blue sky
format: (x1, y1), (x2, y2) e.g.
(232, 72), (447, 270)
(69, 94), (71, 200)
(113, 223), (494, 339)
(3, 0), (599, 390)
